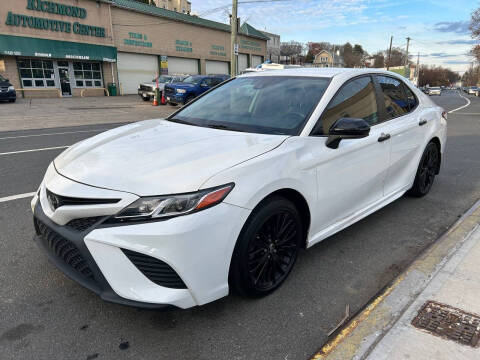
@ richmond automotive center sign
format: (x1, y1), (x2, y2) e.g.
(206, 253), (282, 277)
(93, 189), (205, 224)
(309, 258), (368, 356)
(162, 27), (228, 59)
(4, 0), (106, 38)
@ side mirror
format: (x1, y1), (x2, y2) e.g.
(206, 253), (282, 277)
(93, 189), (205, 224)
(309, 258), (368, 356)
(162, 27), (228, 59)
(326, 117), (370, 149)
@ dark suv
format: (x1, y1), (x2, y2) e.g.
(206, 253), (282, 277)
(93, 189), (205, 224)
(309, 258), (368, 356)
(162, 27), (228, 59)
(0, 74), (16, 103)
(164, 74), (229, 105)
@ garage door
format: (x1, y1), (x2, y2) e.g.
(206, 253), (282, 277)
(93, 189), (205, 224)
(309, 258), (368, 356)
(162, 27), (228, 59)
(168, 57), (199, 75)
(252, 55), (263, 68)
(206, 60), (229, 75)
(117, 52), (158, 95)
(238, 54), (248, 73)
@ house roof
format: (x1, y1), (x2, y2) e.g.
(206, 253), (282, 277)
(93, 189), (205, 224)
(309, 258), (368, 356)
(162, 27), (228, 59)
(110, 0), (269, 40)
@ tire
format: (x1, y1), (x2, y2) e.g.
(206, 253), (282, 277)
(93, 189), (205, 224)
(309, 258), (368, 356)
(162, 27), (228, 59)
(9, 99), (16, 103)
(142, 96), (150, 102)
(229, 196), (303, 297)
(407, 142), (440, 197)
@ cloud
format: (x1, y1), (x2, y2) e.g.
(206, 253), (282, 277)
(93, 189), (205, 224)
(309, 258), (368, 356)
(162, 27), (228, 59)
(429, 52), (462, 58)
(444, 60), (472, 64)
(433, 21), (470, 34)
(436, 39), (477, 45)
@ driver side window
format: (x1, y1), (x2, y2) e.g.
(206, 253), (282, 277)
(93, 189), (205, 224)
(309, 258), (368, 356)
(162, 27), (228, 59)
(314, 76), (378, 135)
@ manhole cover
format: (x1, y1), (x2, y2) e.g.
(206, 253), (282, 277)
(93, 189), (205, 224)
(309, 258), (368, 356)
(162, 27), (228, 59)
(412, 300), (480, 347)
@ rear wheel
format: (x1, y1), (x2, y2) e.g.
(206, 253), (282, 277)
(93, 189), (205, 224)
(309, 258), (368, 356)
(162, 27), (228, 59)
(142, 96), (150, 102)
(229, 196), (303, 297)
(9, 99), (15, 103)
(407, 142), (439, 197)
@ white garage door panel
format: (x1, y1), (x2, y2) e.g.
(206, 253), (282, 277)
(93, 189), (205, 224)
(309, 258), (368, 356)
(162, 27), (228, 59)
(168, 57), (199, 75)
(252, 55), (263, 68)
(238, 54), (248, 73)
(117, 52), (158, 95)
(206, 60), (229, 75)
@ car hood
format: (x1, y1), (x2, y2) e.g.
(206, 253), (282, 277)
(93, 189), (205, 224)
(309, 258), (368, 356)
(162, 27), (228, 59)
(140, 82), (166, 90)
(54, 120), (288, 196)
(167, 83), (196, 89)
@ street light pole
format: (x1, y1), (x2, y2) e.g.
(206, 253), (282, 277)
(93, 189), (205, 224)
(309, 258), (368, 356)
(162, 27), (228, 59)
(405, 37), (411, 78)
(230, 0), (238, 77)
(387, 35), (393, 71)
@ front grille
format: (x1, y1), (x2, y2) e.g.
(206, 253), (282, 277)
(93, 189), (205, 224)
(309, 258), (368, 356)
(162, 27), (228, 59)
(164, 86), (175, 96)
(140, 85), (153, 91)
(46, 188), (120, 211)
(35, 219), (94, 280)
(65, 217), (102, 232)
(121, 248), (187, 289)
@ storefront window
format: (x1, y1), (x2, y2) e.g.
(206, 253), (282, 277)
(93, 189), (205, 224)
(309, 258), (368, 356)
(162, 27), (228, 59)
(18, 59), (56, 88)
(73, 62), (103, 88)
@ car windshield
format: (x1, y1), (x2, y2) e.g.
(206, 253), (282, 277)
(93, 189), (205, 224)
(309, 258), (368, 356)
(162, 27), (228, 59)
(431, 87), (440, 90)
(182, 76), (202, 85)
(0, 74), (6, 82)
(153, 75), (172, 83)
(168, 76), (330, 135)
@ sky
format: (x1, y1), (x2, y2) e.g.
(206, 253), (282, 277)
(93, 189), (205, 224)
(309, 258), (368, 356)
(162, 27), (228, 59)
(192, 0), (479, 73)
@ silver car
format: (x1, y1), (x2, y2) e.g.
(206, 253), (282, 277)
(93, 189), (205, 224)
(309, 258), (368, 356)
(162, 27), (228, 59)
(138, 75), (187, 101)
(427, 87), (441, 96)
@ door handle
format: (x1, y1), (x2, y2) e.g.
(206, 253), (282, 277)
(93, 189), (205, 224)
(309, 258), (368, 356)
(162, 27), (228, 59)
(419, 119), (428, 126)
(378, 133), (391, 142)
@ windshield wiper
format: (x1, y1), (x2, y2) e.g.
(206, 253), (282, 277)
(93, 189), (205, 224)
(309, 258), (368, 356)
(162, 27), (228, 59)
(167, 117), (196, 126)
(205, 124), (246, 133)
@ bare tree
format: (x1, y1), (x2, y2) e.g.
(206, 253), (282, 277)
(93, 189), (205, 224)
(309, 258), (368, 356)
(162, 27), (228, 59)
(280, 41), (304, 64)
(419, 65), (460, 87)
(470, 7), (480, 61)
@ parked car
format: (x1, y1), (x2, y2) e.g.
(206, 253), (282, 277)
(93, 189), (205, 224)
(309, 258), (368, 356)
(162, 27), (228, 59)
(137, 74), (187, 101)
(0, 74), (16, 103)
(467, 86), (478, 95)
(427, 87), (441, 96)
(32, 68), (447, 309)
(164, 74), (229, 106)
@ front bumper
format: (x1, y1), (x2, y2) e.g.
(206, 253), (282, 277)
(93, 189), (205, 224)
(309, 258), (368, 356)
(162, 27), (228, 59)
(0, 90), (16, 100)
(32, 168), (250, 308)
(137, 89), (155, 98)
(165, 93), (186, 104)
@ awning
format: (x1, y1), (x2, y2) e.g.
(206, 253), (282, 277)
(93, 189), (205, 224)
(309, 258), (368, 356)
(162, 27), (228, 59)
(0, 35), (117, 62)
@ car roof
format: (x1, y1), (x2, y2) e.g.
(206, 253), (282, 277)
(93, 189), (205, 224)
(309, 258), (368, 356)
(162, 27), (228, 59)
(238, 67), (406, 79)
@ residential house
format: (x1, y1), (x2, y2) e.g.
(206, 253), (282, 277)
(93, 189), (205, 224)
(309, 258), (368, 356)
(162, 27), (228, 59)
(261, 31), (281, 63)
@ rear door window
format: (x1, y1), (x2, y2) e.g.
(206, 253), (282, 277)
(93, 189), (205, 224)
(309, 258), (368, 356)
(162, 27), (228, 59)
(314, 76), (378, 135)
(403, 84), (418, 112)
(377, 75), (409, 119)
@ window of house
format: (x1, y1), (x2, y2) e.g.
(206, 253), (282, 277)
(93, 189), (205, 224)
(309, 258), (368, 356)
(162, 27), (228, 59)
(73, 62), (103, 88)
(377, 75), (409, 119)
(18, 59), (55, 88)
(313, 76), (378, 135)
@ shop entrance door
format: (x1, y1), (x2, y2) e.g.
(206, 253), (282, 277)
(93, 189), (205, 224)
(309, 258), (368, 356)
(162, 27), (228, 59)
(58, 63), (72, 96)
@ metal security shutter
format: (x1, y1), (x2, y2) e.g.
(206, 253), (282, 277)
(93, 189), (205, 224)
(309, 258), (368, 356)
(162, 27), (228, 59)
(117, 52), (158, 94)
(252, 55), (263, 68)
(168, 57), (199, 75)
(205, 60), (229, 75)
(238, 54), (248, 72)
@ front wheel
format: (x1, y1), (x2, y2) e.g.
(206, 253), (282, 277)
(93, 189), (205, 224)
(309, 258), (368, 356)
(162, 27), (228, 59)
(229, 196), (303, 297)
(407, 142), (439, 197)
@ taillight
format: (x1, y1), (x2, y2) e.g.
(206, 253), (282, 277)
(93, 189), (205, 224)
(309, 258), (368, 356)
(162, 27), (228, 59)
(442, 111), (447, 120)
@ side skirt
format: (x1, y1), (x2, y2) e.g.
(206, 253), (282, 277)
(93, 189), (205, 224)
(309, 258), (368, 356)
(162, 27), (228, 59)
(306, 186), (409, 248)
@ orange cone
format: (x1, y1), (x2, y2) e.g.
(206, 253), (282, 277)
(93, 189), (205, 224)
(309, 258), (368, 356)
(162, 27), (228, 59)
(161, 91), (166, 105)
(152, 91), (158, 106)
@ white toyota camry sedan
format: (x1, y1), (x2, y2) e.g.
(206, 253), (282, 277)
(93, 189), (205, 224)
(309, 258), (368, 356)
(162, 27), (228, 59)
(32, 68), (447, 309)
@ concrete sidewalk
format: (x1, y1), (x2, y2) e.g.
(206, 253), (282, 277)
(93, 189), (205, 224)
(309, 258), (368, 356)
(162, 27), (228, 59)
(314, 200), (480, 360)
(0, 95), (177, 132)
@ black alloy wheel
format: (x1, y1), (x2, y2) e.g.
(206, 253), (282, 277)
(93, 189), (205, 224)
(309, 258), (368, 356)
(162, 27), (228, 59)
(230, 196), (303, 297)
(408, 142), (439, 197)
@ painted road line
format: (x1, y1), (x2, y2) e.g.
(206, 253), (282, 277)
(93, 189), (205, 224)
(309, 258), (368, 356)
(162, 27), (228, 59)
(0, 192), (36, 203)
(448, 91), (471, 113)
(0, 128), (109, 140)
(0, 146), (69, 156)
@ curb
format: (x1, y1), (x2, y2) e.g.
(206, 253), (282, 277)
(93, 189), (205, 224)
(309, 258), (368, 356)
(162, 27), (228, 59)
(311, 198), (480, 360)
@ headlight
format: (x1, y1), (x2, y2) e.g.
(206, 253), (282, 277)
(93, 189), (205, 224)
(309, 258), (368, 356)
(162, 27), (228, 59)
(110, 183), (234, 223)
(8, 86), (14, 91)
(176, 89), (186, 94)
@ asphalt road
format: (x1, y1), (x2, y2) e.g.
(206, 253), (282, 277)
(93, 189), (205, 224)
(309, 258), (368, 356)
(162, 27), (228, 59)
(1, 90), (479, 360)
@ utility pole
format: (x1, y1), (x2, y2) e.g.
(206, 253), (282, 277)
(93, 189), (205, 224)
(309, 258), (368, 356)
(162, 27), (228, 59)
(230, 0), (238, 77)
(416, 52), (420, 86)
(386, 35), (393, 71)
(405, 37), (411, 78)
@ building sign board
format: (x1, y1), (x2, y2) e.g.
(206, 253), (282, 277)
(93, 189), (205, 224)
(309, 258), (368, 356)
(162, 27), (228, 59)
(4, 0), (106, 38)
(175, 40), (192, 53)
(210, 45), (226, 57)
(123, 32), (152, 48)
(240, 39), (261, 52)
